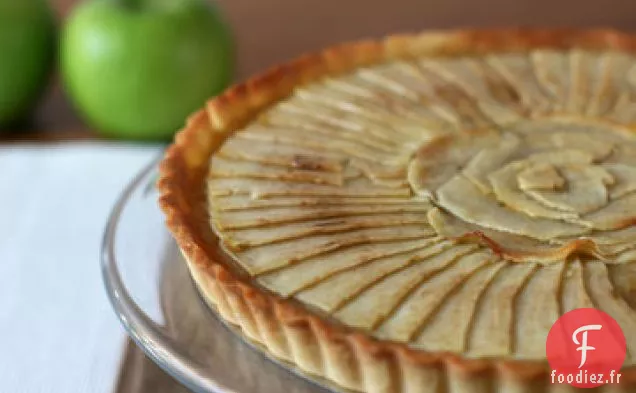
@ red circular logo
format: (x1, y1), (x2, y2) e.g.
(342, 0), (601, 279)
(546, 308), (626, 388)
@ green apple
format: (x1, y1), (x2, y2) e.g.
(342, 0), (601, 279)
(61, 0), (233, 140)
(0, 0), (55, 128)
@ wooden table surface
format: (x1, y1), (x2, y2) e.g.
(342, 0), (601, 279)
(6, 0), (636, 142)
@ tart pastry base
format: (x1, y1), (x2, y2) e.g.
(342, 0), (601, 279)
(159, 29), (636, 392)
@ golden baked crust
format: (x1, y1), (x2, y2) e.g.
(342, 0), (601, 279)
(158, 29), (636, 392)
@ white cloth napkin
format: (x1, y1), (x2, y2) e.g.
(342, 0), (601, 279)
(0, 142), (163, 393)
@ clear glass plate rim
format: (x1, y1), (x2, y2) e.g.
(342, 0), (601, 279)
(100, 156), (233, 393)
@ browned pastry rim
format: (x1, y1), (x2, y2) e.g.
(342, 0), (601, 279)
(158, 28), (636, 392)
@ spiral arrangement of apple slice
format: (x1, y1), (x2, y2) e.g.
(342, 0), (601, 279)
(207, 50), (636, 361)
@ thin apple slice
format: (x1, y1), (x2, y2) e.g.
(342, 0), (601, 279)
(414, 62), (495, 130)
(485, 53), (554, 115)
(607, 55), (636, 124)
(221, 213), (430, 248)
(296, 83), (453, 139)
(603, 163), (636, 199)
(207, 177), (412, 198)
(583, 193), (636, 230)
(419, 57), (522, 126)
(514, 261), (566, 359)
(565, 50), (599, 115)
(584, 261), (636, 364)
(524, 165), (613, 215)
(230, 224), (432, 275)
(409, 130), (502, 196)
(333, 245), (478, 331)
(281, 98), (421, 147)
(258, 237), (445, 297)
(210, 156), (347, 186)
(437, 175), (588, 240)
(361, 63), (467, 131)
(272, 102), (410, 150)
(561, 260), (595, 313)
(239, 125), (404, 163)
(608, 262), (636, 308)
(462, 133), (520, 193)
(213, 203), (430, 230)
(467, 263), (538, 357)
(375, 252), (497, 343)
(531, 50), (569, 111)
(210, 194), (422, 211)
(323, 74), (459, 133)
(218, 137), (345, 172)
(412, 260), (505, 352)
(586, 52), (632, 117)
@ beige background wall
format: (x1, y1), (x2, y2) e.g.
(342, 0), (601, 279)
(54, 0), (636, 79)
(38, 0), (636, 132)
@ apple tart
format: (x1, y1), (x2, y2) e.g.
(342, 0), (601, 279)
(159, 29), (636, 392)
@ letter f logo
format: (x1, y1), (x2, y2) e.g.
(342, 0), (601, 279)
(572, 324), (602, 368)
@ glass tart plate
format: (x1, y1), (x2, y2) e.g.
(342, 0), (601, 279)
(101, 158), (335, 393)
